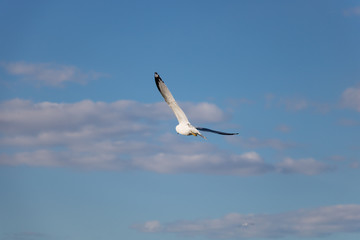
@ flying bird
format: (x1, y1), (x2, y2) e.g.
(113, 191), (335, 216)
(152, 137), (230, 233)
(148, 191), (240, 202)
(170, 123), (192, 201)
(154, 72), (239, 139)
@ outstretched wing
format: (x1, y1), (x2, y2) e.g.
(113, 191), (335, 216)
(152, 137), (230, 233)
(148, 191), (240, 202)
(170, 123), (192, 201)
(154, 72), (189, 124)
(196, 127), (239, 135)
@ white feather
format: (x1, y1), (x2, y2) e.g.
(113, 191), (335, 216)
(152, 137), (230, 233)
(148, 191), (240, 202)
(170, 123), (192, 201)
(155, 73), (189, 124)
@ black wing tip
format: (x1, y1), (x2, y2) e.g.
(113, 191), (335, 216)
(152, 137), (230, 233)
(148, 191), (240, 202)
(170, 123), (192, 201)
(221, 132), (239, 135)
(197, 127), (239, 136)
(154, 72), (163, 82)
(154, 72), (161, 79)
(154, 72), (164, 92)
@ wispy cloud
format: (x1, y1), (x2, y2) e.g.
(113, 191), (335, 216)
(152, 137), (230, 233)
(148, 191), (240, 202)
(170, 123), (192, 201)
(133, 204), (360, 239)
(276, 157), (334, 175)
(343, 6), (360, 16)
(280, 97), (308, 111)
(265, 94), (308, 111)
(341, 86), (360, 112)
(275, 124), (291, 133)
(0, 61), (107, 86)
(0, 99), (332, 175)
(227, 136), (295, 150)
(2, 231), (49, 240)
(350, 161), (360, 169)
(265, 94), (330, 113)
(337, 118), (360, 126)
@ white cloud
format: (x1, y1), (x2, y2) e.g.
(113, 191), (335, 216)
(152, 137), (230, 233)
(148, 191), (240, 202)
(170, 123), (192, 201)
(133, 204), (360, 239)
(0, 99), (332, 175)
(0, 99), (226, 137)
(136, 221), (163, 233)
(276, 157), (334, 175)
(0, 61), (107, 86)
(341, 86), (360, 112)
(0, 140), (273, 175)
(181, 102), (228, 123)
(132, 151), (273, 175)
(0, 150), (62, 167)
(0, 99), (237, 172)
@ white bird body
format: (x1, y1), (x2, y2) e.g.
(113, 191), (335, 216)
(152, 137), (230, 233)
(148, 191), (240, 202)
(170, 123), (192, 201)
(154, 72), (238, 139)
(176, 122), (202, 137)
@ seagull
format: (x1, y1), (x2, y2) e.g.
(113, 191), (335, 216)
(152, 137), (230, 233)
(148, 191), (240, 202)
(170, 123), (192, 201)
(154, 72), (239, 139)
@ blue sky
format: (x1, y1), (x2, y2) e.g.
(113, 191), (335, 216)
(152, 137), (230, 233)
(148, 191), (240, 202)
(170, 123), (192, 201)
(1, 0), (360, 240)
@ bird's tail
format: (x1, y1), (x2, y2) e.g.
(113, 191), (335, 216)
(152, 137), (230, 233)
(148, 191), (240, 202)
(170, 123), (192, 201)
(197, 132), (207, 139)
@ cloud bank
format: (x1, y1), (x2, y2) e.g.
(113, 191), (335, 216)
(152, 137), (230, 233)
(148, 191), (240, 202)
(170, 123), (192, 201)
(0, 99), (332, 175)
(133, 204), (360, 239)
